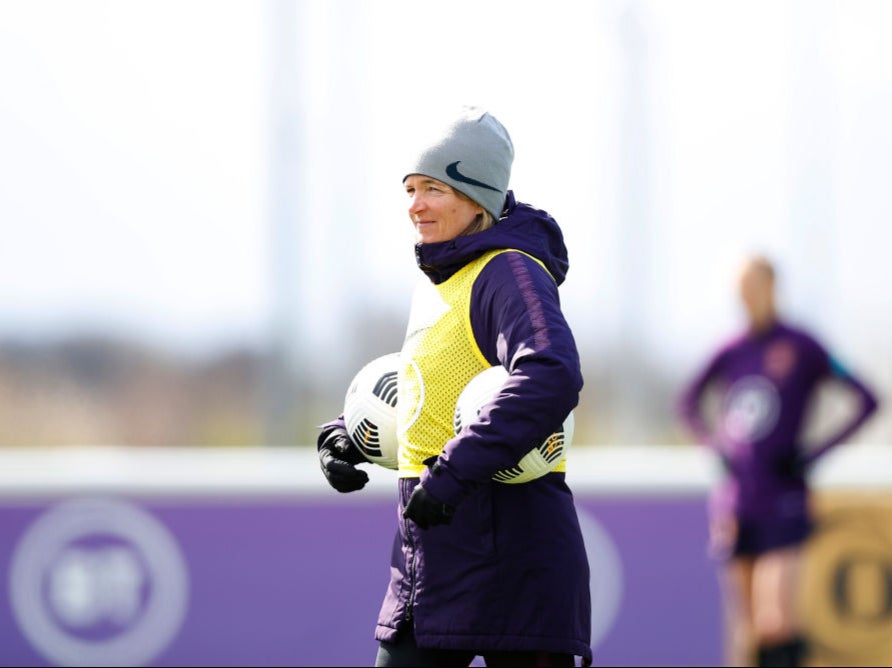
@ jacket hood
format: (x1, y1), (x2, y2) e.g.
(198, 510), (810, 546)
(414, 191), (570, 285)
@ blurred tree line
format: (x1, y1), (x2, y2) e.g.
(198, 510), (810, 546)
(0, 337), (264, 447)
(0, 324), (688, 448)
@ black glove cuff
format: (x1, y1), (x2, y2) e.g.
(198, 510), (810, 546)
(318, 426), (367, 466)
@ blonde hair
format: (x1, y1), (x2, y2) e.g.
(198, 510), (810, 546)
(453, 188), (496, 236)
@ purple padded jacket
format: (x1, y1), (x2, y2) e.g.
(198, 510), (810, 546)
(319, 192), (592, 663)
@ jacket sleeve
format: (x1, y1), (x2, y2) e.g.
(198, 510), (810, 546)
(420, 251), (583, 507)
(316, 415), (348, 447)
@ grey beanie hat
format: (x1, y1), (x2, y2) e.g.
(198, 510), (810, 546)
(404, 106), (514, 220)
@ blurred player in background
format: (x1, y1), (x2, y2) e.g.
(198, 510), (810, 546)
(315, 107), (591, 667)
(678, 255), (879, 667)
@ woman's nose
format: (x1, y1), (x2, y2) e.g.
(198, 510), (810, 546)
(408, 193), (425, 215)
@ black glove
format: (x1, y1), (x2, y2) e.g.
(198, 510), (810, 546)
(774, 450), (807, 481)
(317, 428), (369, 493)
(402, 484), (455, 530)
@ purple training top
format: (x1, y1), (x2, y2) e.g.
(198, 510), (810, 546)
(678, 320), (878, 521)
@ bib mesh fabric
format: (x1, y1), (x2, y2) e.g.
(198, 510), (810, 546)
(397, 249), (566, 476)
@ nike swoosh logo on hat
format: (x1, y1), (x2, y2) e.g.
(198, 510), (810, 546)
(445, 161), (500, 192)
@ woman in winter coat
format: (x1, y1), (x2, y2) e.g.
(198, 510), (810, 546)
(317, 107), (592, 668)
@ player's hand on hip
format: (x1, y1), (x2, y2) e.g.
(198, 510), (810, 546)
(403, 484), (455, 530)
(773, 450), (807, 480)
(317, 428), (369, 493)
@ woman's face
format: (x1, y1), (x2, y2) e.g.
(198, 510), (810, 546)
(404, 174), (484, 244)
(738, 262), (775, 326)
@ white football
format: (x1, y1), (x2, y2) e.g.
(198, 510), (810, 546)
(454, 365), (574, 484)
(343, 353), (400, 470)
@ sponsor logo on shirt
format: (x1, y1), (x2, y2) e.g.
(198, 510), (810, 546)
(721, 375), (781, 443)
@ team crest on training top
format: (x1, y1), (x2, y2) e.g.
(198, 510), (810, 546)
(764, 339), (797, 382)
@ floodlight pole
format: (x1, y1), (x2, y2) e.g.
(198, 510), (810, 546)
(614, 0), (653, 446)
(264, 0), (307, 447)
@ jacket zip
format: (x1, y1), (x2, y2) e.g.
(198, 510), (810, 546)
(402, 478), (418, 624)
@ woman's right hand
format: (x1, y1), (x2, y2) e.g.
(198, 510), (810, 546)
(317, 427), (369, 493)
(403, 483), (455, 530)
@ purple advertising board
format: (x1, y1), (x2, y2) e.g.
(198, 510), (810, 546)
(4, 444), (890, 666)
(0, 488), (723, 667)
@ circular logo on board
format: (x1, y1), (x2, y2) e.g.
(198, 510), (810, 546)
(799, 498), (892, 664)
(577, 509), (623, 649)
(721, 375), (780, 443)
(8, 497), (189, 667)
